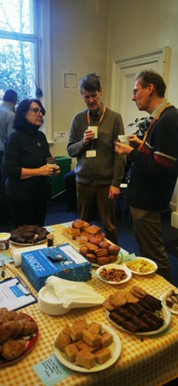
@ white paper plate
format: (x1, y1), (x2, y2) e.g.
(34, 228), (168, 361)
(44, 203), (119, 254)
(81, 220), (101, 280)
(54, 322), (121, 373)
(123, 257), (157, 275)
(160, 291), (178, 315)
(10, 239), (46, 247)
(106, 305), (171, 336)
(38, 286), (105, 316)
(95, 264), (132, 285)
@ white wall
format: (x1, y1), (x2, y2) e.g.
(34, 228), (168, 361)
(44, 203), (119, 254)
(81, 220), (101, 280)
(107, 0), (178, 208)
(50, 0), (110, 164)
(49, 0), (178, 207)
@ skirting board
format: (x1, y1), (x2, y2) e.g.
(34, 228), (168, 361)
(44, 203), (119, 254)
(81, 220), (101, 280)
(171, 211), (178, 229)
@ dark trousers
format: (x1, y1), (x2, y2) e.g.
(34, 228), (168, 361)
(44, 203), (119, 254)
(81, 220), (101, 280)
(64, 170), (77, 210)
(0, 151), (11, 224)
(76, 182), (118, 244)
(8, 198), (47, 227)
(130, 206), (171, 282)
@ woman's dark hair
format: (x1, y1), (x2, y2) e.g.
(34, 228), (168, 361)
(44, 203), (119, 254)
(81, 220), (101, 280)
(136, 70), (166, 97)
(14, 98), (45, 130)
(80, 73), (101, 92)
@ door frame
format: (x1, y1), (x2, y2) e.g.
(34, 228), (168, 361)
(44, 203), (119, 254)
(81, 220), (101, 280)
(111, 47), (171, 112)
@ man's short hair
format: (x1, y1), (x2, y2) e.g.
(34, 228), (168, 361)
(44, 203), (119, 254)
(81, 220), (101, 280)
(80, 73), (101, 92)
(3, 89), (18, 104)
(136, 70), (166, 98)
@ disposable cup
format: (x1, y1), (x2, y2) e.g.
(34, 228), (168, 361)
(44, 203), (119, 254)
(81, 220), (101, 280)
(118, 135), (130, 145)
(88, 126), (98, 139)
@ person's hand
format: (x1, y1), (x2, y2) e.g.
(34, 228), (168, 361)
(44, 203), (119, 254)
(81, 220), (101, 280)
(83, 128), (95, 144)
(108, 185), (120, 199)
(51, 165), (60, 176)
(114, 140), (133, 155)
(38, 164), (60, 176)
(129, 135), (142, 146)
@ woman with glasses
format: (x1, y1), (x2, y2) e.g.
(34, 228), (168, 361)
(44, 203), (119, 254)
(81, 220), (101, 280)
(2, 98), (59, 227)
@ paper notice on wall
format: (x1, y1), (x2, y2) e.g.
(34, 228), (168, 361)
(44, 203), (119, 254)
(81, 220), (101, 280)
(53, 131), (69, 143)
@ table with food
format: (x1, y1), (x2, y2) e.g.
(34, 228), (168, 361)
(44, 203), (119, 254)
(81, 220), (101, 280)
(0, 220), (178, 386)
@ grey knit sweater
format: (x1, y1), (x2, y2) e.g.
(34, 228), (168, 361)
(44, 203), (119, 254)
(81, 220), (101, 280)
(67, 107), (125, 187)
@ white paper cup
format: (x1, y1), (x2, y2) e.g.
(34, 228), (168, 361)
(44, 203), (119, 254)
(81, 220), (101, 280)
(118, 135), (130, 145)
(88, 126), (98, 139)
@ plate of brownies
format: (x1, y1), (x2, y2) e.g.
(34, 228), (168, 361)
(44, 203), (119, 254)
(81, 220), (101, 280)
(104, 286), (171, 336)
(10, 225), (49, 246)
(53, 319), (121, 372)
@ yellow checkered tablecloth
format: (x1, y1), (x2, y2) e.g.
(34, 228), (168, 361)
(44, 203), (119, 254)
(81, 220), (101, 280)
(0, 223), (178, 386)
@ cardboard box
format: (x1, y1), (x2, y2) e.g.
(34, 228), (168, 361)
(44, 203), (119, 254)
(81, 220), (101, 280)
(21, 243), (91, 291)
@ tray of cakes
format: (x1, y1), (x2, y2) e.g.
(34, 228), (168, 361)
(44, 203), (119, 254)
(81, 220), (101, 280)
(62, 219), (122, 266)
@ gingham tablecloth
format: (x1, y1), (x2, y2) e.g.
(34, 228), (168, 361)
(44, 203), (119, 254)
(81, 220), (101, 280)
(0, 223), (178, 386)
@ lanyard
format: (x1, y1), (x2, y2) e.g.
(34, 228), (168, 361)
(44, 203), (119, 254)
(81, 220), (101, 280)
(138, 102), (171, 151)
(87, 106), (107, 127)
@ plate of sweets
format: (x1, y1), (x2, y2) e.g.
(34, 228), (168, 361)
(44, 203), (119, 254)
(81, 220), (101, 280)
(160, 289), (178, 315)
(95, 264), (132, 285)
(123, 254), (157, 275)
(0, 308), (38, 367)
(103, 286), (171, 336)
(10, 225), (49, 246)
(54, 318), (121, 372)
(62, 219), (123, 266)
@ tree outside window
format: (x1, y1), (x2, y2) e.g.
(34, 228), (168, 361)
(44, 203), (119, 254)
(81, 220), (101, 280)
(0, 0), (41, 102)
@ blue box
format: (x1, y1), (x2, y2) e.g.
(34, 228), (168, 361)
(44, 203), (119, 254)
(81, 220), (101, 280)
(21, 244), (92, 291)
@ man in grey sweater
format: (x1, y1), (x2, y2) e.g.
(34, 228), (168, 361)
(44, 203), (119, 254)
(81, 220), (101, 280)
(67, 73), (125, 244)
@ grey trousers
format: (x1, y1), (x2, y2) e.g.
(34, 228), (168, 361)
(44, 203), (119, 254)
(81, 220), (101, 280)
(130, 206), (171, 282)
(76, 183), (117, 244)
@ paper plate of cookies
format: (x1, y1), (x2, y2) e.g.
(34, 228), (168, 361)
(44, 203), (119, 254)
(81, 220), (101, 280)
(104, 286), (171, 336)
(53, 319), (121, 372)
(160, 289), (178, 315)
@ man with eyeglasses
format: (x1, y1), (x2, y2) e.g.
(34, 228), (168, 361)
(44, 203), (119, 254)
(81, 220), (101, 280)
(67, 73), (125, 244)
(115, 70), (178, 282)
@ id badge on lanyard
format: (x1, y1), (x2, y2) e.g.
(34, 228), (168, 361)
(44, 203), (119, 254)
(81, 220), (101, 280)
(86, 106), (106, 157)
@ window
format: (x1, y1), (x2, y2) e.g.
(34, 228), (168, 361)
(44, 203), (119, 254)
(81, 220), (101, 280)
(0, 0), (40, 102)
(0, 0), (52, 139)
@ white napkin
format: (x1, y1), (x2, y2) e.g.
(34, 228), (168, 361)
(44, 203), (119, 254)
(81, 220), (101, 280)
(45, 275), (104, 308)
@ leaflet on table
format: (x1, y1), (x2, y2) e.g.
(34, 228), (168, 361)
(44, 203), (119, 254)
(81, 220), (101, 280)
(33, 355), (73, 386)
(123, 253), (137, 262)
(0, 277), (37, 311)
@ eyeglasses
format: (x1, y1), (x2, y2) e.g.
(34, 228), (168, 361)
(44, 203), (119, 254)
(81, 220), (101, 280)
(28, 108), (45, 116)
(132, 84), (149, 96)
(132, 87), (143, 96)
